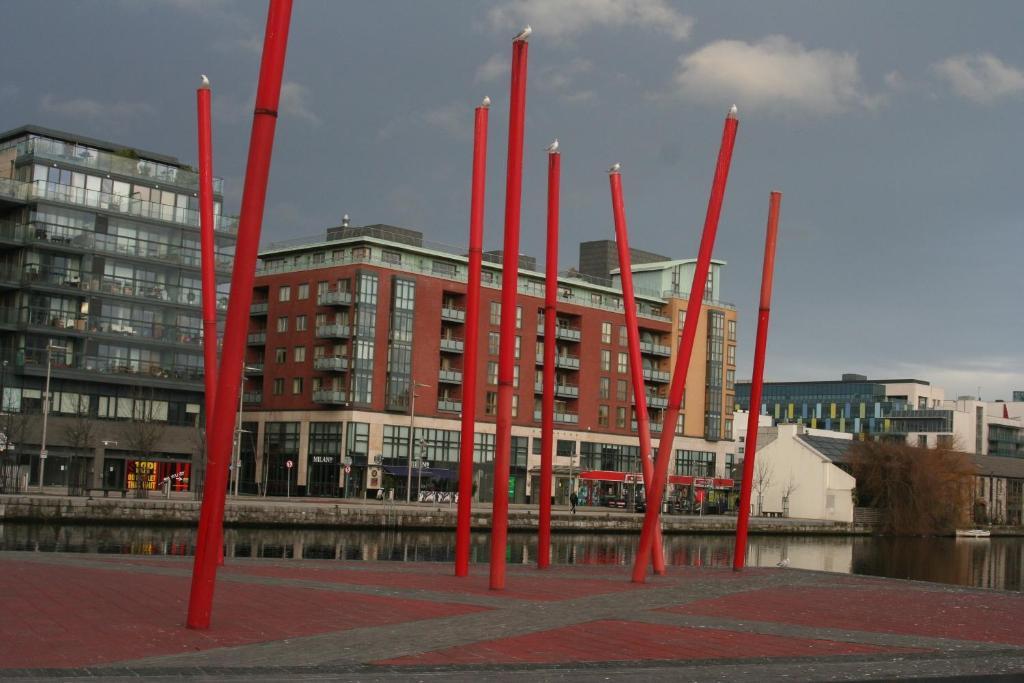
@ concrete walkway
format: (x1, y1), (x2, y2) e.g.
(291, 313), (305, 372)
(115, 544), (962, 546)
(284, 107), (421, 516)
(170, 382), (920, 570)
(1, 552), (1022, 680)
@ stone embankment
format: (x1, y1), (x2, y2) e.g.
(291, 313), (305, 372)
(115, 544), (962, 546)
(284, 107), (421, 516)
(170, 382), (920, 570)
(0, 494), (881, 534)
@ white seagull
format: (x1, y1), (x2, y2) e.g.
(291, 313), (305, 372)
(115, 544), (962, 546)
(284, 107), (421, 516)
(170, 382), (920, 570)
(200, 74), (210, 89)
(728, 104), (738, 118)
(514, 25), (532, 42)
(546, 139), (559, 153)
(608, 162), (621, 174)
(776, 558), (790, 568)
(481, 96), (491, 108)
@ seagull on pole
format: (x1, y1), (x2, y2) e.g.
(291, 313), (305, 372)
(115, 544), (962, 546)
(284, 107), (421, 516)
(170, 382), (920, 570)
(200, 74), (210, 89)
(728, 104), (738, 118)
(608, 162), (621, 174)
(546, 139), (559, 154)
(481, 96), (491, 108)
(514, 25), (532, 42)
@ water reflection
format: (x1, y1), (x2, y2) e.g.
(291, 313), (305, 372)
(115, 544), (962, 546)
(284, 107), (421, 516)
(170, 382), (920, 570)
(1, 523), (1020, 592)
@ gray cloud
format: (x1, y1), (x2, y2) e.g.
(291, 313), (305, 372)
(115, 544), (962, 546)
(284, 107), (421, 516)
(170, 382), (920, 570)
(488, 0), (693, 41)
(39, 94), (154, 120)
(934, 53), (1024, 104)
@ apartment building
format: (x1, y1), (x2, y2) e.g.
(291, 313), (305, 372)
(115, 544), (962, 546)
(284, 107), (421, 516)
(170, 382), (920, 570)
(241, 222), (739, 503)
(0, 125), (235, 493)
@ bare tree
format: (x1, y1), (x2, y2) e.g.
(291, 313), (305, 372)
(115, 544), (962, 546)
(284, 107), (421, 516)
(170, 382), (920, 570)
(59, 395), (95, 494)
(121, 388), (167, 498)
(780, 472), (799, 517)
(0, 401), (38, 493)
(752, 459), (774, 516)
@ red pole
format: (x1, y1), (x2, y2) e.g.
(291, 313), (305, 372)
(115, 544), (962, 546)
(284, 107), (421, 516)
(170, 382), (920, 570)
(187, 0), (293, 629)
(608, 167), (665, 575)
(538, 140), (560, 569)
(490, 26), (530, 591)
(632, 106), (739, 583)
(196, 75), (225, 568)
(733, 191), (781, 571)
(455, 97), (490, 577)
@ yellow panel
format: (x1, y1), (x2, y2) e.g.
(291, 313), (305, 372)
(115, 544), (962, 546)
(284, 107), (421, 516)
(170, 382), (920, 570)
(859, 402), (866, 419)
(788, 403), (794, 419)
(830, 403), (837, 419)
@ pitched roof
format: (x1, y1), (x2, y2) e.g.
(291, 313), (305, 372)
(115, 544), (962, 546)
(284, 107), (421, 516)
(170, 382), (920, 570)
(796, 433), (856, 465)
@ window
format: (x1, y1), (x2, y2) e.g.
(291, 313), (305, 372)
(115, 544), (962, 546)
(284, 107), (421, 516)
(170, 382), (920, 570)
(511, 394), (519, 417)
(272, 378), (284, 395)
(726, 369), (735, 390)
(485, 392), (497, 415)
(488, 332), (500, 355)
(487, 361), (498, 385)
(727, 345), (736, 365)
(601, 322), (611, 344)
(599, 377), (610, 399)
(728, 319), (736, 341)
(514, 336), (521, 360)
(278, 285), (291, 302)
(513, 365), (520, 388)
(677, 310), (686, 331)
(317, 281), (329, 298)
(617, 352), (628, 374)
(297, 283), (309, 300)
(315, 312), (326, 327)
(600, 350), (611, 372)
(292, 377), (303, 394)
(724, 418), (733, 440)
(616, 379), (628, 402)
(431, 260), (455, 276)
(294, 346), (306, 362)
(276, 316), (288, 333)
(296, 314), (307, 332)
(598, 405), (609, 427)
(515, 305), (522, 329)
(619, 325), (627, 346)
(275, 347), (286, 363)
(383, 250), (402, 265)
(490, 301), (501, 325)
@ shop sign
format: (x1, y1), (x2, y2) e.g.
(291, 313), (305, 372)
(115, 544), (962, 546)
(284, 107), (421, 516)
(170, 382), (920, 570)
(508, 476), (516, 498)
(694, 477), (714, 488)
(311, 455), (336, 465)
(367, 466), (381, 489)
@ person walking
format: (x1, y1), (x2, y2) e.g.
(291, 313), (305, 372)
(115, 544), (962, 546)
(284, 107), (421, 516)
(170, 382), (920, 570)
(570, 490), (578, 514)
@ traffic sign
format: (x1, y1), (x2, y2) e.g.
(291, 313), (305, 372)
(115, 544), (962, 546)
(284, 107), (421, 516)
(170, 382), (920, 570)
(40, 449), (48, 459)
(285, 459), (294, 469)
(344, 465), (351, 474)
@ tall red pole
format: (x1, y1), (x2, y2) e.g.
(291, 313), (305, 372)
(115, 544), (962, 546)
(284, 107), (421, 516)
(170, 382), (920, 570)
(608, 166), (665, 575)
(455, 97), (490, 577)
(733, 191), (781, 571)
(490, 26), (530, 591)
(538, 140), (559, 569)
(632, 106), (739, 583)
(187, 0), (293, 629)
(196, 75), (225, 568)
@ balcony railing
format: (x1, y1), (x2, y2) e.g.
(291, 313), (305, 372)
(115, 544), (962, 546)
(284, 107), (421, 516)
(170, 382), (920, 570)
(643, 368), (670, 383)
(18, 351), (204, 384)
(315, 323), (351, 338)
(313, 389), (349, 404)
(439, 337), (464, 353)
(536, 352), (580, 370)
(246, 363), (264, 374)
(247, 331), (266, 345)
(632, 420), (664, 433)
(313, 356), (349, 372)
(555, 326), (581, 342)
(250, 302), (269, 316)
(438, 368), (463, 383)
(644, 395), (669, 409)
(317, 289), (352, 306)
(533, 409), (579, 424)
(533, 381), (579, 398)
(437, 399), (462, 412)
(440, 306), (465, 323)
(639, 341), (672, 356)
(243, 392), (263, 404)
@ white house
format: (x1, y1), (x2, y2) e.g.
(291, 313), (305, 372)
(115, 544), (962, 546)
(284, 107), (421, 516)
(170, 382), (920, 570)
(736, 413), (856, 523)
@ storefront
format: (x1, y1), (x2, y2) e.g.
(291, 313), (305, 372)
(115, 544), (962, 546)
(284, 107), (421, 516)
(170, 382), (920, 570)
(578, 470), (735, 513)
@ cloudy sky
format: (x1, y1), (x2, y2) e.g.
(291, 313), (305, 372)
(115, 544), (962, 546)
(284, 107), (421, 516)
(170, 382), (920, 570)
(2, 0), (1022, 399)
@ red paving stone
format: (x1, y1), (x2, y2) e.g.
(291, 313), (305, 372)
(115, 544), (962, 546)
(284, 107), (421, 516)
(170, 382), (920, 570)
(225, 563), (648, 601)
(378, 619), (925, 666)
(0, 560), (486, 669)
(671, 586), (1024, 646)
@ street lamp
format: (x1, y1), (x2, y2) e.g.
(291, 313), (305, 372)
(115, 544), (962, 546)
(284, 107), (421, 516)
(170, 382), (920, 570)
(232, 364), (261, 497)
(406, 382), (430, 503)
(38, 343), (67, 491)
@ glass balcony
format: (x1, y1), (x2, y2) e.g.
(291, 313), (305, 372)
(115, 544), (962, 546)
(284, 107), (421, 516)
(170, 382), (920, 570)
(439, 337), (464, 353)
(554, 326), (581, 342)
(644, 395), (669, 409)
(16, 136), (226, 194)
(643, 368), (670, 383)
(246, 331), (266, 345)
(243, 391), (263, 404)
(313, 389), (349, 405)
(246, 363), (264, 374)
(536, 352), (580, 370)
(437, 399), (462, 412)
(438, 368), (463, 383)
(440, 306), (465, 323)
(533, 380), (579, 398)
(317, 290), (352, 306)
(632, 420), (664, 433)
(313, 356), (349, 372)
(315, 323), (351, 338)
(639, 341), (672, 357)
(533, 409), (579, 424)
(250, 302), (269, 316)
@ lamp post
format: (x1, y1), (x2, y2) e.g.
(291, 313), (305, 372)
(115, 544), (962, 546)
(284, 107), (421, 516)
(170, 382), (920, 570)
(38, 343), (67, 491)
(406, 382), (430, 502)
(232, 364), (260, 497)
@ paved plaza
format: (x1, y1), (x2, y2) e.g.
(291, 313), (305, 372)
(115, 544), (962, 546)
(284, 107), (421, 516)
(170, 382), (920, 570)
(1, 551), (1023, 681)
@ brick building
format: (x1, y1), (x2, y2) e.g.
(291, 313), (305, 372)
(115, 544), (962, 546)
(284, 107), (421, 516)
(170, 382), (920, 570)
(240, 222), (738, 505)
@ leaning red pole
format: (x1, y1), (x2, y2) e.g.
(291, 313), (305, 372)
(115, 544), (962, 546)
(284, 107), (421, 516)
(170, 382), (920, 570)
(538, 141), (559, 569)
(196, 76), (224, 568)
(608, 167), (665, 575)
(490, 28), (530, 591)
(733, 191), (781, 571)
(632, 106), (739, 583)
(455, 97), (490, 577)
(187, 0), (293, 629)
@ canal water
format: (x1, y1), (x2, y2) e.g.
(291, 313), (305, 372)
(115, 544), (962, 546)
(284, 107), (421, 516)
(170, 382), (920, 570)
(1, 523), (1020, 592)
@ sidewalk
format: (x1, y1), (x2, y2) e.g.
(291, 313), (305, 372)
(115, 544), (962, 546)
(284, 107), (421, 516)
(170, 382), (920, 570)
(1, 551), (1022, 680)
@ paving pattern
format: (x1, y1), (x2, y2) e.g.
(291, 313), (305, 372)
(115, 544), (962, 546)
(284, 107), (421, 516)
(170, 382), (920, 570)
(1, 551), (1022, 680)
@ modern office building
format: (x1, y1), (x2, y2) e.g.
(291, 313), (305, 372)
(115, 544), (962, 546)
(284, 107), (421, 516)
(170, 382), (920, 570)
(736, 374), (1024, 458)
(0, 125), (235, 493)
(241, 222), (739, 502)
